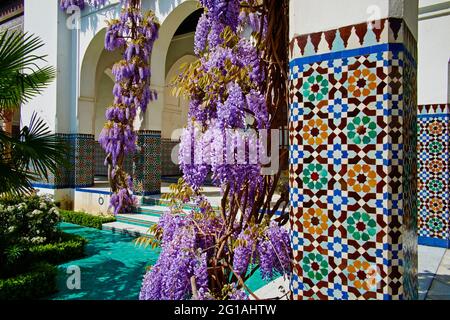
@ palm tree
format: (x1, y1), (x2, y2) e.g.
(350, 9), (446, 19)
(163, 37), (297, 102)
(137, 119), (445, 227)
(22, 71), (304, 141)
(0, 30), (68, 195)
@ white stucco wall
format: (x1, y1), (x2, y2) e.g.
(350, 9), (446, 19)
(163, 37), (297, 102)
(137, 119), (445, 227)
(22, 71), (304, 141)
(290, 0), (418, 39)
(163, 54), (196, 139)
(23, 0), (198, 135)
(165, 32), (195, 76)
(77, 0), (198, 133)
(418, 0), (450, 104)
(22, 0), (61, 132)
(95, 73), (114, 139)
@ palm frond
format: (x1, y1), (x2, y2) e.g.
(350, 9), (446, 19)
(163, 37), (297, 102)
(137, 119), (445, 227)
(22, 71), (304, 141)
(0, 161), (36, 195)
(0, 31), (56, 110)
(13, 113), (70, 179)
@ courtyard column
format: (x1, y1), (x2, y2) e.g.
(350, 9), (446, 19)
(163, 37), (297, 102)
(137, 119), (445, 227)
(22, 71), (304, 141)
(133, 130), (162, 196)
(22, 0), (79, 207)
(418, 104), (450, 248)
(76, 96), (96, 188)
(289, 0), (419, 299)
(416, 6), (450, 249)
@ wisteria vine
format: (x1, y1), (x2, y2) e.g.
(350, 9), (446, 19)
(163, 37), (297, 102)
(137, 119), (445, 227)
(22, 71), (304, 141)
(98, 0), (159, 214)
(139, 0), (292, 301)
(60, 0), (159, 214)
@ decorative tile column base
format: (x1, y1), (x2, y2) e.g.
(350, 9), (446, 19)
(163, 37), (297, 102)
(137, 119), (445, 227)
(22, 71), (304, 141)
(418, 104), (450, 249)
(289, 17), (418, 300)
(32, 133), (75, 189)
(32, 134), (95, 189)
(74, 134), (95, 188)
(94, 141), (133, 177)
(161, 139), (181, 177)
(133, 130), (161, 196)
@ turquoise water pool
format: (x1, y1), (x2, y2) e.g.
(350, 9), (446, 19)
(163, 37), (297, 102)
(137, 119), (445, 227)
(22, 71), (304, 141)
(48, 223), (267, 300)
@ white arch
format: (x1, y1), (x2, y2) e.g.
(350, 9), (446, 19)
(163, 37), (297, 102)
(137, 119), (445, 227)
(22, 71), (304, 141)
(163, 54), (197, 139)
(76, 0), (199, 134)
(146, 0), (199, 131)
(78, 28), (107, 135)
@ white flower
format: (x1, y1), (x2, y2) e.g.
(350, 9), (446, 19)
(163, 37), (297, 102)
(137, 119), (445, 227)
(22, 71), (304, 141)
(31, 209), (43, 216)
(49, 207), (60, 216)
(39, 202), (47, 210)
(31, 237), (46, 244)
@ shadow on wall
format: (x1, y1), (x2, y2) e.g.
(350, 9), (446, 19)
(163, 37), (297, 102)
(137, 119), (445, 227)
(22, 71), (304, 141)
(145, 0), (186, 17)
(79, 2), (121, 34)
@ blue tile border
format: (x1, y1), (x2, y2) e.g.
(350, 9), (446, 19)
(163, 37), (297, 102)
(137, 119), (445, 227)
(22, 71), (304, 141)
(290, 43), (415, 71)
(32, 183), (94, 190)
(135, 191), (161, 196)
(75, 188), (112, 196)
(419, 236), (450, 249)
(417, 113), (450, 119)
(74, 188), (160, 197)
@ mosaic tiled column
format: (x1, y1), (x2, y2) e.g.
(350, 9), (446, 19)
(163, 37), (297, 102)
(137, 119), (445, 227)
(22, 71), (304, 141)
(94, 141), (133, 177)
(133, 130), (161, 196)
(161, 139), (181, 177)
(289, 4), (418, 299)
(94, 142), (108, 177)
(33, 133), (75, 189)
(74, 134), (95, 188)
(418, 104), (450, 249)
(33, 134), (94, 189)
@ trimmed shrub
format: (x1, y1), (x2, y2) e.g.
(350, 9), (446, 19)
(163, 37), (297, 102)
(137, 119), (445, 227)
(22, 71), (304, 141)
(0, 262), (57, 300)
(60, 210), (116, 229)
(28, 233), (87, 265)
(1, 232), (87, 278)
(0, 196), (88, 299)
(0, 194), (61, 247)
(0, 194), (62, 277)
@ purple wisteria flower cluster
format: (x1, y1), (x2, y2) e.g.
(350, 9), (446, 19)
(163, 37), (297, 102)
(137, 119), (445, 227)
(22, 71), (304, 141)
(179, 0), (269, 197)
(140, 0), (292, 301)
(139, 196), (291, 300)
(97, 1), (159, 215)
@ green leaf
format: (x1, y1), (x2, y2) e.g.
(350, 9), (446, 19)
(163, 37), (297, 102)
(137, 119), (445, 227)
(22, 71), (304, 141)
(0, 113), (69, 195)
(0, 30), (55, 111)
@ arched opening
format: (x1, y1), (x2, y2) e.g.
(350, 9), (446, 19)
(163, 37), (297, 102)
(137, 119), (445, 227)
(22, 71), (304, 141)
(163, 54), (196, 140)
(75, 1), (203, 198)
(146, 0), (199, 131)
(162, 54), (197, 177)
(155, 6), (202, 180)
(78, 28), (106, 135)
(78, 27), (132, 181)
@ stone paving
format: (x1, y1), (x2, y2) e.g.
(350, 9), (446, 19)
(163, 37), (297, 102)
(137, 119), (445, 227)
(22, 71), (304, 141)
(425, 249), (450, 300)
(254, 246), (450, 300)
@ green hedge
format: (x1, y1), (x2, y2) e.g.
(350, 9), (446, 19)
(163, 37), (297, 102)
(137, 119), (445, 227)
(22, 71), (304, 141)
(0, 263), (57, 300)
(60, 210), (116, 229)
(28, 233), (87, 265)
(1, 232), (87, 279)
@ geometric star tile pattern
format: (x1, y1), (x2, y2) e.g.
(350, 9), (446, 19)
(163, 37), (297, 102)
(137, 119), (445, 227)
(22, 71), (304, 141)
(75, 134), (95, 187)
(417, 104), (450, 248)
(161, 139), (182, 177)
(133, 130), (162, 196)
(33, 134), (95, 189)
(289, 18), (418, 300)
